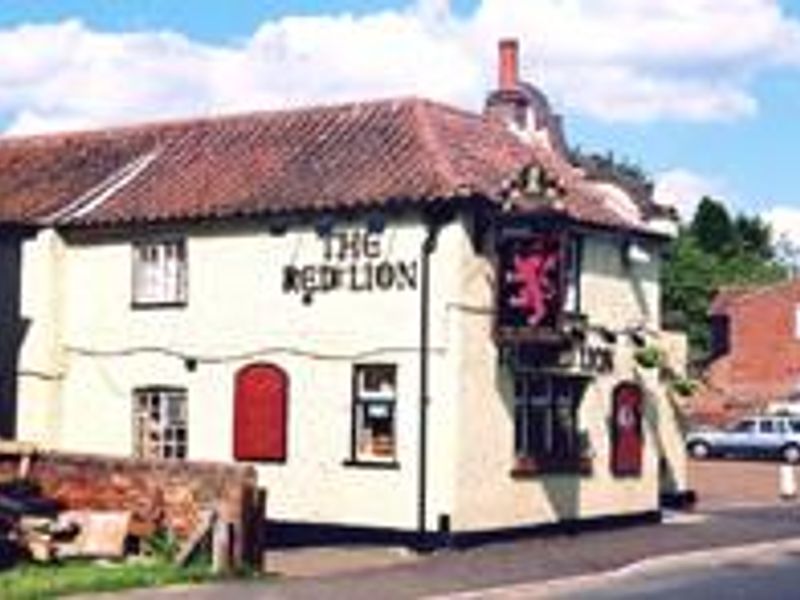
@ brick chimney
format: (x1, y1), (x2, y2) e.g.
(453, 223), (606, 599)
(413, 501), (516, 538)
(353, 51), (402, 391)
(498, 39), (519, 92)
(484, 38), (529, 130)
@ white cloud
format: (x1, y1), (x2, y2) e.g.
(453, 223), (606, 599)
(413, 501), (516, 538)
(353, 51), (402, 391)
(653, 168), (728, 219)
(764, 206), (800, 244)
(1, 0), (800, 135)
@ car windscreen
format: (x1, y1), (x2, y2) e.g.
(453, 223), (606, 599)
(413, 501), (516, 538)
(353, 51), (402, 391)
(730, 420), (755, 432)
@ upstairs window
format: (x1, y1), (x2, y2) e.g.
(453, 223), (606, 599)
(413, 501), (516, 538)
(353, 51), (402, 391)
(132, 239), (187, 307)
(133, 387), (188, 460)
(350, 364), (397, 464)
(709, 314), (731, 359)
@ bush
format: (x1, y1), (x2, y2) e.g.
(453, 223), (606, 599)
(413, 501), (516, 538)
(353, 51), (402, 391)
(634, 345), (664, 369)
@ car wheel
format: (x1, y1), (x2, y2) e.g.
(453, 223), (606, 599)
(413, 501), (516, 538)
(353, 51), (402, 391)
(689, 441), (711, 460)
(783, 444), (800, 464)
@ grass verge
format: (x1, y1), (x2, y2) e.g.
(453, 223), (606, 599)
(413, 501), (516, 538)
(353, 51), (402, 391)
(0, 559), (229, 599)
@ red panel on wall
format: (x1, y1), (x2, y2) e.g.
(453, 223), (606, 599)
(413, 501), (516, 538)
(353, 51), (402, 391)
(234, 363), (288, 462)
(611, 381), (643, 476)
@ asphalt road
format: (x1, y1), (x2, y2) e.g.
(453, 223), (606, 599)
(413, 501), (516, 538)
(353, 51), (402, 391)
(578, 559), (800, 600)
(102, 505), (800, 600)
(464, 537), (800, 599)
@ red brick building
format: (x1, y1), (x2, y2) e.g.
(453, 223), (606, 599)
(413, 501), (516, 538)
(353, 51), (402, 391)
(694, 279), (800, 424)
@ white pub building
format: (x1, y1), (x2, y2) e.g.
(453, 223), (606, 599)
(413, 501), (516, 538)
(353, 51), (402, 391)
(0, 41), (690, 546)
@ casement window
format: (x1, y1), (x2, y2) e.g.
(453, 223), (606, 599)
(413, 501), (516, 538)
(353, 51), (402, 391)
(132, 239), (187, 307)
(233, 363), (289, 462)
(513, 374), (584, 473)
(350, 364), (397, 464)
(133, 387), (188, 460)
(709, 314), (731, 358)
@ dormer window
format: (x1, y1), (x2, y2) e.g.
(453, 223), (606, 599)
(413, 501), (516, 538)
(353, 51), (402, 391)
(132, 239), (188, 307)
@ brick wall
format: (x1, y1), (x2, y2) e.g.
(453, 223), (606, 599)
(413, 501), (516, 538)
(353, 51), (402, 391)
(0, 451), (261, 556)
(696, 280), (800, 423)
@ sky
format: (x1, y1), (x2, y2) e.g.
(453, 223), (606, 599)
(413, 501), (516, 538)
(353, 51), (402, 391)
(1, 0), (800, 239)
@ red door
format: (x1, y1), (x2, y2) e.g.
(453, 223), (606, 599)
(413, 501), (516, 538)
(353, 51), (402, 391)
(233, 363), (288, 462)
(611, 382), (643, 476)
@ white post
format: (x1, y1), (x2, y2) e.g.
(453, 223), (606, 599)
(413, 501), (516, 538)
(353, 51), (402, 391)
(780, 464), (797, 500)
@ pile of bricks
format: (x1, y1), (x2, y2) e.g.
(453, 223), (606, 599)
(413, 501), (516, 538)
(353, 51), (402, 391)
(0, 450), (263, 567)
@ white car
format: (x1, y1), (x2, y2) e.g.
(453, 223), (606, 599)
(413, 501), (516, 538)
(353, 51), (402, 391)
(686, 415), (800, 463)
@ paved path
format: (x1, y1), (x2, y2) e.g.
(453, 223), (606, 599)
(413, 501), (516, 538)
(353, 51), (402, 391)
(103, 503), (800, 599)
(689, 458), (793, 508)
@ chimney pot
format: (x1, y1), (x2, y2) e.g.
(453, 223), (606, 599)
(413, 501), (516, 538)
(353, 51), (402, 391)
(498, 38), (519, 91)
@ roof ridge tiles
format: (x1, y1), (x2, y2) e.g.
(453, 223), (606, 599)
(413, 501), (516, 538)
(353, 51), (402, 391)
(0, 96), (431, 149)
(0, 94), (663, 235)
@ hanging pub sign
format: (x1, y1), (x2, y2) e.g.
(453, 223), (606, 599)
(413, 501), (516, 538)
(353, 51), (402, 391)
(283, 228), (419, 300)
(610, 381), (644, 477)
(496, 231), (565, 337)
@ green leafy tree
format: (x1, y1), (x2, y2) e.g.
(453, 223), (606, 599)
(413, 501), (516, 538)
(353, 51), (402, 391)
(690, 197), (736, 255)
(662, 234), (719, 360)
(733, 214), (772, 259)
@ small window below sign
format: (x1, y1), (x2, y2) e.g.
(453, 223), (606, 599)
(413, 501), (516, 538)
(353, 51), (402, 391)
(349, 364), (398, 466)
(512, 374), (585, 475)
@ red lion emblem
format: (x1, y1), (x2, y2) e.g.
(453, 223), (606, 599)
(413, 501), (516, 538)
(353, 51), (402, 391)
(507, 237), (560, 326)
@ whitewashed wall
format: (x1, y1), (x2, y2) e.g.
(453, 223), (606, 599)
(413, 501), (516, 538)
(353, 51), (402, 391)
(16, 214), (685, 532)
(448, 231), (672, 531)
(19, 217), (449, 529)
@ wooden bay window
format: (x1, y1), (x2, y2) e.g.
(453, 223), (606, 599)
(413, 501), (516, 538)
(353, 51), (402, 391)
(512, 373), (587, 475)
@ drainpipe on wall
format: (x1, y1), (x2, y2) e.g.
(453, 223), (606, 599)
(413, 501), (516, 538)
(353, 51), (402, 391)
(417, 219), (439, 550)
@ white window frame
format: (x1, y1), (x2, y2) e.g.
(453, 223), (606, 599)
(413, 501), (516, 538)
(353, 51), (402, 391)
(133, 386), (188, 460)
(132, 239), (188, 307)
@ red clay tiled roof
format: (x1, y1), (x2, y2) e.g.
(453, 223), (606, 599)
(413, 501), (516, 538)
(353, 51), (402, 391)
(0, 97), (650, 232)
(711, 279), (800, 315)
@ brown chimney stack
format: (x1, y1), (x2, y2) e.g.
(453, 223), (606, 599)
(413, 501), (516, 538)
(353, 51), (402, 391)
(498, 38), (519, 91)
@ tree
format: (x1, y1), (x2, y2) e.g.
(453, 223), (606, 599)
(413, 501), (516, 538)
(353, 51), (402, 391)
(733, 214), (772, 259)
(662, 234), (719, 360)
(690, 197), (736, 255)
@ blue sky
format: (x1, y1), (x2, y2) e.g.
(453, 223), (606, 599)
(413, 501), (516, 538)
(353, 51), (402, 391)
(1, 0), (799, 236)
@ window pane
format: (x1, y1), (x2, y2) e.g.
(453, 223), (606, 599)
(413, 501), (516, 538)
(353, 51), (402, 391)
(514, 404), (527, 456)
(133, 388), (187, 460)
(353, 365), (397, 461)
(132, 240), (187, 305)
(513, 375), (580, 464)
(564, 237), (580, 313)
